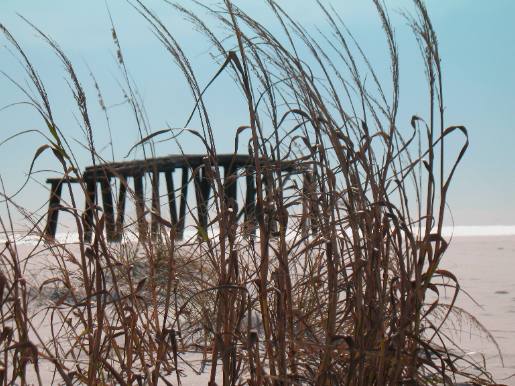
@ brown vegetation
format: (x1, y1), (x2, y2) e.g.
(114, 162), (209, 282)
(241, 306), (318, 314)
(0, 1), (501, 385)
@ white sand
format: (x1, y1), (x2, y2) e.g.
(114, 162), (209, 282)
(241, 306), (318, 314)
(440, 235), (515, 384)
(3, 230), (515, 384)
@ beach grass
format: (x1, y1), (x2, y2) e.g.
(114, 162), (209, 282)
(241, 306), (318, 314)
(0, 1), (502, 385)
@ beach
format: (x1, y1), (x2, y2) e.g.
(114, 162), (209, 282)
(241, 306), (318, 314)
(2, 228), (514, 384)
(440, 234), (515, 384)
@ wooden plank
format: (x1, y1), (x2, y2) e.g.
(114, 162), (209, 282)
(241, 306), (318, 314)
(83, 154), (255, 178)
(82, 154), (298, 179)
(44, 180), (63, 238)
(46, 177), (80, 184)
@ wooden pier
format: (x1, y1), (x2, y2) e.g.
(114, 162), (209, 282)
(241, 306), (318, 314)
(44, 154), (305, 242)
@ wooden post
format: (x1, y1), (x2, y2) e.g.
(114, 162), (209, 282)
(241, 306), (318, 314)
(150, 169), (161, 239)
(177, 167), (189, 240)
(114, 176), (127, 241)
(244, 168), (256, 236)
(134, 174), (147, 240)
(84, 177), (97, 243)
(100, 177), (116, 241)
(45, 179), (63, 239)
(165, 170), (178, 228)
(224, 162), (238, 213)
(194, 166), (211, 234)
(263, 172), (278, 236)
(302, 171), (318, 236)
(309, 173), (319, 235)
(301, 172), (309, 238)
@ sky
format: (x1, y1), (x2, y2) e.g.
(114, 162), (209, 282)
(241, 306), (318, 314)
(0, 0), (514, 228)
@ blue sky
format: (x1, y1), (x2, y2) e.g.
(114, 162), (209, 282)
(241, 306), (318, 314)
(0, 0), (514, 227)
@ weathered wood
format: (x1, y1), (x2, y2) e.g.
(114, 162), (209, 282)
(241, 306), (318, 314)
(100, 177), (116, 241)
(83, 154), (297, 179)
(133, 174), (147, 239)
(84, 154), (253, 179)
(84, 178), (97, 243)
(114, 177), (127, 241)
(150, 169), (161, 239)
(194, 166), (211, 233)
(178, 167), (189, 240)
(302, 171), (319, 236)
(46, 154), (303, 242)
(224, 162), (238, 213)
(263, 172), (278, 236)
(165, 170), (178, 227)
(45, 180), (63, 238)
(244, 168), (256, 235)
